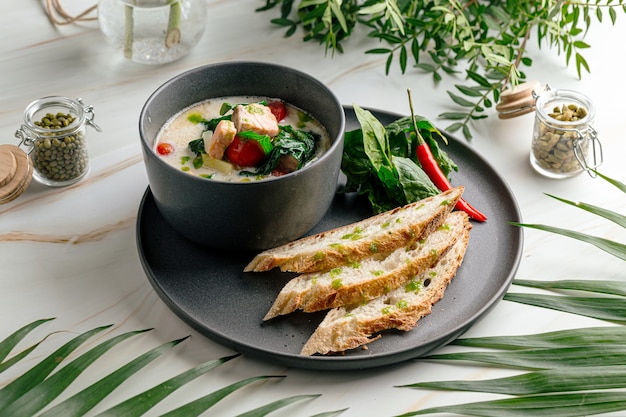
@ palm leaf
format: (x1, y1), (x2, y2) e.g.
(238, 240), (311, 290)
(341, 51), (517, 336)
(396, 392), (626, 417)
(423, 345), (626, 369)
(159, 375), (284, 417)
(0, 318), (55, 374)
(0, 320), (335, 417)
(37, 336), (190, 417)
(509, 222), (626, 261)
(0, 324), (112, 412)
(401, 365), (626, 395)
(309, 410), (349, 417)
(452, 326), (626, 349)
(545, 193), (626, 228)
(513, 278), (626, 296)
(0, 317), (54, 364)
(512, 171), (626, 261)
(503, 293), (626, 322)
(3, 328), (151, 417)
(404, 173), (626, 416)
(235, 394), (321, 417)
(94, 354), (240, 417)
(594, 170), (626, 192)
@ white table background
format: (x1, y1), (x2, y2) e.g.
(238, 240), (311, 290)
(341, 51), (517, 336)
(1, 1), (625, 416)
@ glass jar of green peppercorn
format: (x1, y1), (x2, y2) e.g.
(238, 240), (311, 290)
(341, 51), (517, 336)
(530, 88), (602, 179)
(15, 96), (101, 187)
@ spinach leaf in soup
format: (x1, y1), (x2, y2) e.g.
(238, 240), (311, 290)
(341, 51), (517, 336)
(243, 125), (317, 176)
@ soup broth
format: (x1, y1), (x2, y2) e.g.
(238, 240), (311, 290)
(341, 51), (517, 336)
(155, 96), (331, 182)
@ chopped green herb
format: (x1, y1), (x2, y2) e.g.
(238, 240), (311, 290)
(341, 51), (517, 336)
(187, 113), (204, 124)
(405, 279), (421, 293)
(342, 227), (364, 240)
(330, 268), (342, 278)
(369, 241), (379, 253)
(313, 252), (326, 261)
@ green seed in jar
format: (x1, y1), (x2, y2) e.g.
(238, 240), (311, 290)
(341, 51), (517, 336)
(30, 111), (88, 183)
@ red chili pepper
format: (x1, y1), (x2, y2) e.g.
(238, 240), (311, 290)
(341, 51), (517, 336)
(408, 90), (487, 222)
(415, 144), (487, 221)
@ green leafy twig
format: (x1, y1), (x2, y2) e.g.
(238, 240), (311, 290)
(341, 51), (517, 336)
(257, 0), (626, 140)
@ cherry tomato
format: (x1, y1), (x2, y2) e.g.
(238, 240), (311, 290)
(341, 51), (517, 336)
(267, 101), (287, 122)
(225, 136), (266, 167)
(157, 142), (174, 155)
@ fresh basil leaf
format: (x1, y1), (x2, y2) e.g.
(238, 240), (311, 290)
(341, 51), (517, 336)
(353, 104), (396, 180)
(392, 156), (439, 203)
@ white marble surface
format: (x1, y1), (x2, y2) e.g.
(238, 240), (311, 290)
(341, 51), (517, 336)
(1, 1), (625, 416)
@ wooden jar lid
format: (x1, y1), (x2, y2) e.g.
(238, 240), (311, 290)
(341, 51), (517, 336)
(0, 144), (33, 204)
(496, 80), (541, 119)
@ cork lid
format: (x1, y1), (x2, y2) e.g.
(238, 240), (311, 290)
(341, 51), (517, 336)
(496, 80), (541, 119)
(0, 144), (33, 204)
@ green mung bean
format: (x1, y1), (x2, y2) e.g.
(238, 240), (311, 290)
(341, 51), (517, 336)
(31, 112), (88, 182)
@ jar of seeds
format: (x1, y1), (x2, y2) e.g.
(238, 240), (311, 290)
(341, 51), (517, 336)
(15, 96), (100, 187)
(530, 88), (602, 178)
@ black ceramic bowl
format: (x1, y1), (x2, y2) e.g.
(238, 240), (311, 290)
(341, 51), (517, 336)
(139, 61), (346, 250)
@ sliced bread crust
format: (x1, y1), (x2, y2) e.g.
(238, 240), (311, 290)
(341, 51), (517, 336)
(264, 211), (470, 321)
(301, 215), (471, 356)
(244, 187), (464, 273)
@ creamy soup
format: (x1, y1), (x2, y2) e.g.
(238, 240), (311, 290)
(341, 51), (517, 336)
(155, 96), (331, 182)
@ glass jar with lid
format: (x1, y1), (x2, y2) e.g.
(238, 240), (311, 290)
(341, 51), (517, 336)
(15, 96), (101, 187)
(530, 87), (602, 178)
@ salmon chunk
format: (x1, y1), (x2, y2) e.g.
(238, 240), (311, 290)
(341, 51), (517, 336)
(232, 103), (279, 137)
(205, 119), (237, 159)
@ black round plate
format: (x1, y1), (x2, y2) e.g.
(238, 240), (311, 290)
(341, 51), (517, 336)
(136, 106), (523, 370)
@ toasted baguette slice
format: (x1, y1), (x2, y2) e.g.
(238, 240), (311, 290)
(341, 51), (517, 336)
(264, 211), (469, 321)
(245, 187), (464, 273)
(301, 218), (471, 356)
